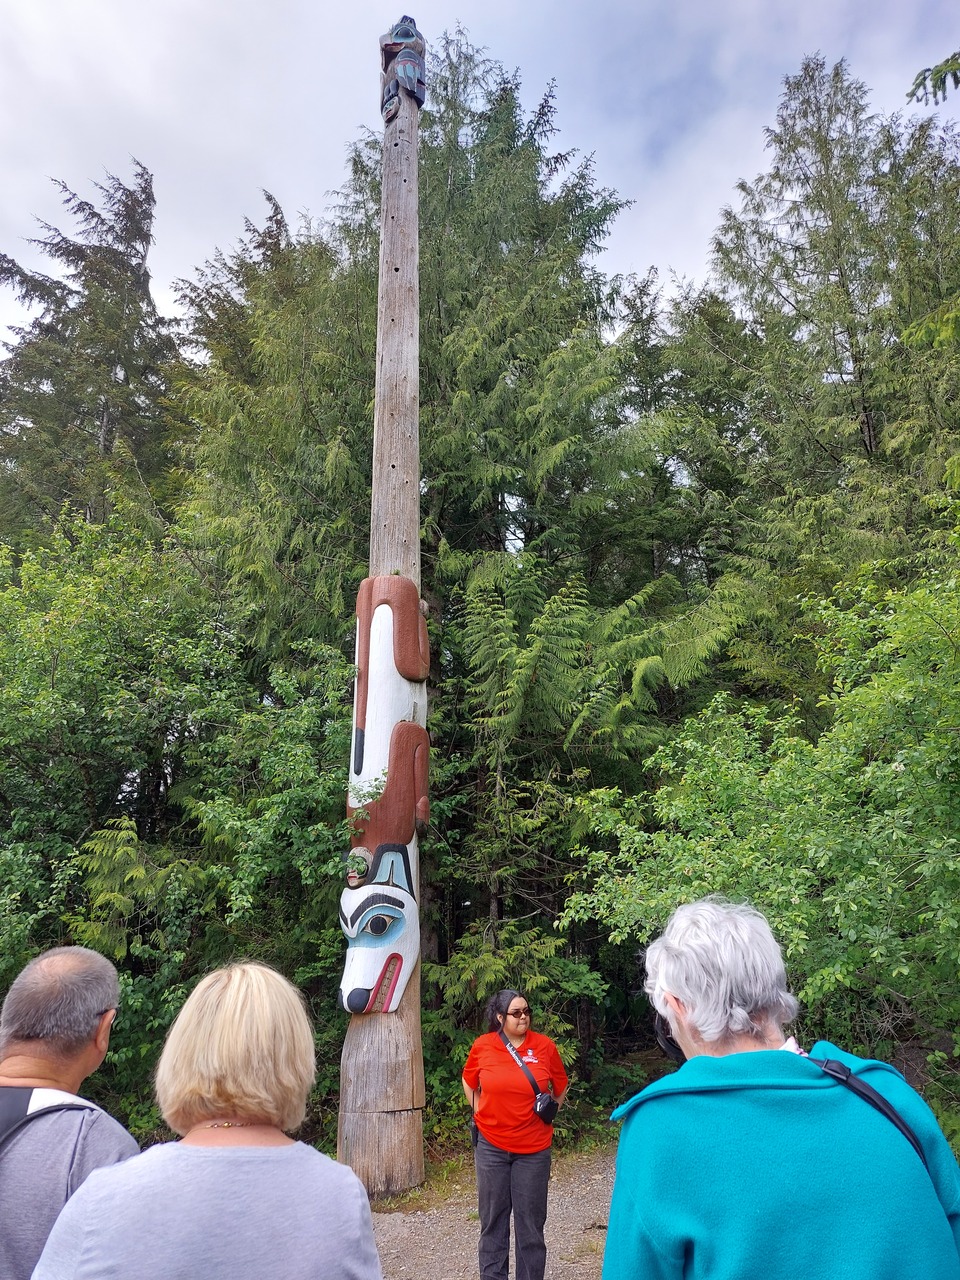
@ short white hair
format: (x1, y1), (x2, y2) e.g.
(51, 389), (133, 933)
(644, 898), (798, 1043)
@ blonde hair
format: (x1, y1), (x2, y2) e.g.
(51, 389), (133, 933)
(155, 962), (316, 1135)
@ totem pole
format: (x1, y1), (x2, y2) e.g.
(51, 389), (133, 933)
(336, 16), (428, 1197)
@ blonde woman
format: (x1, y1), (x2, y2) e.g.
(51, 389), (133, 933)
(34, 963), (382, 1280)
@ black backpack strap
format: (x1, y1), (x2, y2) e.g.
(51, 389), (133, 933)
(0, 1086), (33, 1141)
(0, 1086), (97, 1153)
(498, 1030), (541, 1098)
(810, 1058), (928, 1171)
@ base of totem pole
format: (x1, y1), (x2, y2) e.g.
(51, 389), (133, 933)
(338, 965), (426, 1198)
(338, 1107), (425, 1198)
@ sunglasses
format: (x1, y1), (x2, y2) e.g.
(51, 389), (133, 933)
(506, 1007), (530, 1018)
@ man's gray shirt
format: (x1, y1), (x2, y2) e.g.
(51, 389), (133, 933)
(0, 1087), (138, 1280)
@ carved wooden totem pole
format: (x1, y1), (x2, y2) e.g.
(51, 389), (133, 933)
(337, 16), (428, 1197)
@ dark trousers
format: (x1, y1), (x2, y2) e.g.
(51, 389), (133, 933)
(474, 1134), (552, 1280)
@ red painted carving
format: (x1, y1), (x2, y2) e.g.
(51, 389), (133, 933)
(349, 720), (430, 854)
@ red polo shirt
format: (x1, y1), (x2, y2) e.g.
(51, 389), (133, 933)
(462, 1030), (568, 1154)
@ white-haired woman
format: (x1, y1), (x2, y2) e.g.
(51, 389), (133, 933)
(33, 962), (382, 1280)
(603, 898), (960, 1280)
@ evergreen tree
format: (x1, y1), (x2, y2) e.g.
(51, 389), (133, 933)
(180, 33), (662, 651)
(908, 48), (960, 104)
(0, 164), (182, 541)
(713, 57), (960, 507)
(634, 58), (960, 708)
(177, 199), (371, 653)
(416, 46), (625, 568)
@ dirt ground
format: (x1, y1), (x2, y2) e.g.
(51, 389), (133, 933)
(371, 1143), (616, 1280)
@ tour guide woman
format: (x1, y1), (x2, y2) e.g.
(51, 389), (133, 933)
(603, 898), (960, 1280)
(462, 989), (568, 1280)
(33, 962), (382, 1280)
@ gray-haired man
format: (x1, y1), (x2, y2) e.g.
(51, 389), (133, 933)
(0, 946), (138, 1280)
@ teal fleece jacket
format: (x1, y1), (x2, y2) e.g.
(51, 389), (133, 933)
(602, 1042), (960, 1280)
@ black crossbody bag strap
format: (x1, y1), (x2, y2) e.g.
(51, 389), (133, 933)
(0, 1087), (96, 1154)
(810, 1057), (928, 1171)
(498, 1030), (541, 1098)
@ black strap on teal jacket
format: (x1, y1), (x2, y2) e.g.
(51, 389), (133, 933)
(810, 1058), (927, 1170)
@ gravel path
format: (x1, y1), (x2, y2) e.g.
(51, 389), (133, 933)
(372, 1144), (616, 1280)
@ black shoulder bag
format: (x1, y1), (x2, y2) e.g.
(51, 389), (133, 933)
(498, 1031), (559, 1124)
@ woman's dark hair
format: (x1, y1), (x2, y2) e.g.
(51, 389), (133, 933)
(485, 988), (525, 1033)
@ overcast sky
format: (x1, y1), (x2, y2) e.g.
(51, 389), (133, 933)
(1, 0), (957, 340)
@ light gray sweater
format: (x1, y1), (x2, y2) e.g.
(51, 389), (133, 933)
(0, 1088), (138, 1280)
(32, 1140), (383, 1280)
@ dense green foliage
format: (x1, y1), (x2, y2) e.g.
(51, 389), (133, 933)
(562, 547), (960, 1125)
(0, 516), (355, 1134)
(564, 554), (960, 1026)
(1, 39), (960, 1145)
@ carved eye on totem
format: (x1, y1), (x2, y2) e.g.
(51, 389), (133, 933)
(357, 905), (404, 940)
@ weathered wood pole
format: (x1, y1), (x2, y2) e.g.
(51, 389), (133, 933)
(336, 16), (428, 1198)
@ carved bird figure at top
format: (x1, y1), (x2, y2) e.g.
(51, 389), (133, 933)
(380, 15), (426, 121)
